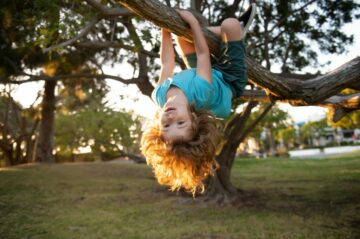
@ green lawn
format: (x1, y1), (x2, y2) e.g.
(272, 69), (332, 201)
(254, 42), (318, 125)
(1, 154), (360, 239)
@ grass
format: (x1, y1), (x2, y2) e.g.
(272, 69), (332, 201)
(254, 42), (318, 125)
(0, 154), (360, 239)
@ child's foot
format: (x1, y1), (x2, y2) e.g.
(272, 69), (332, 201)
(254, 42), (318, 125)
(239, 3), (257, 39)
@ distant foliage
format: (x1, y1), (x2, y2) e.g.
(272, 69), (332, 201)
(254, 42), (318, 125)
(299, 118), (328, 146)
(55, 101), (143, 161)
(247, 104), (292, 139)
(247, 0), (359, 72)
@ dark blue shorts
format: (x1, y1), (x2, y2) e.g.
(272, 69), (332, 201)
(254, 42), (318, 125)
(183, 40), (247, 98)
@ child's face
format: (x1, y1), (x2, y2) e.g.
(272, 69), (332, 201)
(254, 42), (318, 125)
(159, 104), (193, 143)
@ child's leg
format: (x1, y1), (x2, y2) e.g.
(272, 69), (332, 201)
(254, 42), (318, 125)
(213, 18), (248, 98)
(175, 37), (195, 57)
(175, 27), (220, 69)
(220, 18), (242, 42)
(175, 19), (242, 55)
(175, 26), (222, 55)
(175, 37), (196, 69)
(175, 21), (242, 70)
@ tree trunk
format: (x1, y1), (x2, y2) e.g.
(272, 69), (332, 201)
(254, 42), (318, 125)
(0, 140), (14, 165)
(203, 103), (274, 201)
(35, 80), (57, 163)
(14, 136), (23, 164)
(190, 0), (202, 12)
(25, 119), (40, 163)
(268, 126), (276, 156)
(25, 136), (37, 163)
(203, 102), (258, 201)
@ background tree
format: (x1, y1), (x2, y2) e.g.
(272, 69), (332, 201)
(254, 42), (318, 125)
(0, 0), (127, 163)
(278, 126), (297, 150)
(247, 104), (292, 155)
(55, 99), (143, 162)
(0, 89), (39, 166)
(299, 118), (328, 147)
(247, 0), (358, 72)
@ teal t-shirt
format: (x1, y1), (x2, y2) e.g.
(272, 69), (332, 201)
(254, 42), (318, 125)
(152, 69), (232, 118)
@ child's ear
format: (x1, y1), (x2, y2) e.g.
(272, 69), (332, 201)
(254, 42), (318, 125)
(191, 112), (197, 120)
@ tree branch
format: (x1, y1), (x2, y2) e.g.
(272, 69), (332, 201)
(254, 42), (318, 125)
(1, 73), (138, 85)
(239, 90), (360, 117)
(123, 19), (154, 96)
(268, 0), (317, 34)
(238, 103), (273, 144)
(75, 41), (158, 57)
(85, 0), (134, 17)
(42, 17), (100, 53)
(227, 0), (242, 17)
(42, 0), (135, 53)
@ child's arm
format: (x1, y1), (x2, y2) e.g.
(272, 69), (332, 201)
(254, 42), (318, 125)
(158, 28), (175, 85)
(177, 10), (212, 84)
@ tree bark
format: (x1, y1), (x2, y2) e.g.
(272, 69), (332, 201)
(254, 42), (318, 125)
(203, 101), (259, 201)
(35, 80), (57, 163)
(0, 140), (14, 165)
(268, 126), (276, 156)
(190, 0), (203, 12)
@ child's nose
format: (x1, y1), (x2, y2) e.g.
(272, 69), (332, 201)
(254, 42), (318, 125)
(166, 113), (175, 120)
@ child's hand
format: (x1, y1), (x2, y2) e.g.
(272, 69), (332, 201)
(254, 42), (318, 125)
(176, 10), (199, 26)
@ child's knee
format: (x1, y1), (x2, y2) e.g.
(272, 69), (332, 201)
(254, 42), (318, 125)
(221, 18), (241, 33)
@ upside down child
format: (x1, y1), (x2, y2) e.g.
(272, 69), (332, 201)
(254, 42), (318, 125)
(141, 4), (257, 194)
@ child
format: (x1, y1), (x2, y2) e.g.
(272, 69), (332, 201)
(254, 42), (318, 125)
(141, 4), (257, 194)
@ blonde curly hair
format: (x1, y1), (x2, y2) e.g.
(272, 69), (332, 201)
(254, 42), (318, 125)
(141, 108), (223, 195)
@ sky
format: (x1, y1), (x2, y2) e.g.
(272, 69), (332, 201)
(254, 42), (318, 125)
(8, 13), (360, 124)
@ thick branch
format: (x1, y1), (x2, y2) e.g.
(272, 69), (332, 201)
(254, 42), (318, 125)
(246, 56), (360, 104)
(116, 0), (220, 54)
(240, 90), (360, 110)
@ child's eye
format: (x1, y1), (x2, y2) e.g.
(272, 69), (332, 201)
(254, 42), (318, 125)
(178, 121), (184, 125)
(164, 124), (170, 128)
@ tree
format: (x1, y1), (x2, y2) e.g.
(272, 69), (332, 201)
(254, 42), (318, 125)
(247, 0), (358, 72)
(0, 90), (39, 165)
(247, 104), (293, 155)
(110, 0), (360, 202)
(55, 100), (143, 162)
(0, 0), (118, 162)
(278, 126), (297, 150)
(299, 118), (328, 147)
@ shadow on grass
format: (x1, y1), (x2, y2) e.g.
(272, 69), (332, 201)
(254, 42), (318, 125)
(145, 176), (360, 236)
